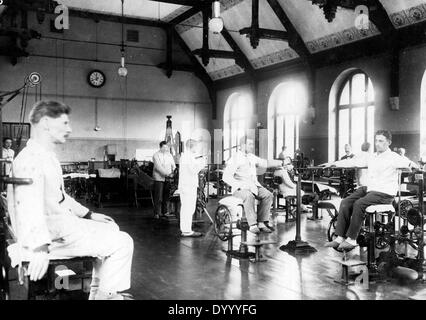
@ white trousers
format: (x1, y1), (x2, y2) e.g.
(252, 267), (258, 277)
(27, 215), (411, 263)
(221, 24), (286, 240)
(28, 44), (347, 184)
(48, 219), (133, 293)
(179, 188), (197, 233)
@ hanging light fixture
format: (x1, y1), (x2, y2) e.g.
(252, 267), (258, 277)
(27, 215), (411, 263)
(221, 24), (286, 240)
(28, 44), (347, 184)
(118, 0), (128, 77)
(209, 1), (223, 34)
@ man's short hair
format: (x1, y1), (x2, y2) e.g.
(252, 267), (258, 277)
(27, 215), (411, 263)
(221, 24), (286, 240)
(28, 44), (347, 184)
(159, 141), (167, 148)
(29, 100), (71, 125)
(3, 137), (12, 143)
(361, 142), (370, 152)
(375, 130), (392, 142)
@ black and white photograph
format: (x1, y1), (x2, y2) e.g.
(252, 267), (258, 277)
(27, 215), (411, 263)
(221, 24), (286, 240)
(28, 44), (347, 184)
(0, 0), (426, 306)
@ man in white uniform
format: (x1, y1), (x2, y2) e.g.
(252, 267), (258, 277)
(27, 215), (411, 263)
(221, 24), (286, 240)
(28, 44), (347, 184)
(10, 100), (134, 300)
(178, 139), (207, 237)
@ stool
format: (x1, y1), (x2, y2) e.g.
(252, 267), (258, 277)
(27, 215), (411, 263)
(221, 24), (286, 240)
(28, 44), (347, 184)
(332, 255), (368, 287)
(241, 234), (277, 262)
(364, 204), (395, 271)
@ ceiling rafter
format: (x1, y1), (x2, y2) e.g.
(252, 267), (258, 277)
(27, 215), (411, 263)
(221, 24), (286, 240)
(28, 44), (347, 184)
(367, 0), (394, 37)
(170, 27), (217, 117)
(168, 5), (203, 25)
(266, 0), (311, 60)
(221, 27), (255, 77)
(147, 0), (214, 7)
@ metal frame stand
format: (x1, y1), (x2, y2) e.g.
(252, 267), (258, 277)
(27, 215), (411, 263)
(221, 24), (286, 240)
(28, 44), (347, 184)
(280, 174), (317, 254)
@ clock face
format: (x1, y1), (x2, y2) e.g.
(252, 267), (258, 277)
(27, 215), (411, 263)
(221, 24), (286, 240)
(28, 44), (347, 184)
(88, 70), (105, 87)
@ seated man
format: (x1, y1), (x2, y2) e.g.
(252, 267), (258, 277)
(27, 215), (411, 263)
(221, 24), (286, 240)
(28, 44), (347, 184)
(222, 135), (283, 234)
(10, 100), (134, 300)
(324, 130), (411, 251)
(273, 157), (309, 212)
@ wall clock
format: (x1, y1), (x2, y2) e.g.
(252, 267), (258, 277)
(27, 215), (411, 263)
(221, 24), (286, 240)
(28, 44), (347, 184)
(88, 70), (106, 88)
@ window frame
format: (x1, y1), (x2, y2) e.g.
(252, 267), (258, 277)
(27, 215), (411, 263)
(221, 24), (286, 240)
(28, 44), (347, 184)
(335, 71), (375, 159)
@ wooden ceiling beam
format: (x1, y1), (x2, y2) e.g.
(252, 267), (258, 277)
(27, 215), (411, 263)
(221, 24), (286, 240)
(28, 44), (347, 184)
(239, 27), (289, 42)
(147, 0), (213, 7)
(192, 48), (236, 60)
(266, 0), (310, 60)
(171, 27), (217, 118)
(367, 0), (394, 37)
(221, 27), (255, 76)
(168, 5), (203, 25)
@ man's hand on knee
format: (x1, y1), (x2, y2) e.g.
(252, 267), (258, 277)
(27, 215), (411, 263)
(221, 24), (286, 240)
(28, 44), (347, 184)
(28, 244), (49, 281)
(90, 213), (116, 224)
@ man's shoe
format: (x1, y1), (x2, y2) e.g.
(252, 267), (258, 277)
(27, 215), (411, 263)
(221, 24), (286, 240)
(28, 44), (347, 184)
(324, 241), (340, 248)
(181, 231), (203, 238)
(258, 222), (272, 233)
(249, 225), (261, 234)
(338, 241), (357, 251)
(264, 222), (275, 232)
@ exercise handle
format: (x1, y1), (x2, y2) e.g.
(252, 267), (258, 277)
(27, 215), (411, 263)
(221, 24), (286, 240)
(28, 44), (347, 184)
(2, 177), (33, 185)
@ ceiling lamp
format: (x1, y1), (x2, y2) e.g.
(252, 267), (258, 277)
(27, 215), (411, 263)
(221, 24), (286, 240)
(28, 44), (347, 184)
(118, 0), (128, 77)
(209, 1), (223, 34)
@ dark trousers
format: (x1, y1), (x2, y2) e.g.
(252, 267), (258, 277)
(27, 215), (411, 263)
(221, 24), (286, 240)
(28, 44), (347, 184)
(153, 181), (170, 216)
(336, 186), (394, 239)
(233, 186), (274, 226)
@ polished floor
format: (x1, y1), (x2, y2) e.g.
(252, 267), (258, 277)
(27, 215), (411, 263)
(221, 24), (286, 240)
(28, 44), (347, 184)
(7, 197), (426, 300)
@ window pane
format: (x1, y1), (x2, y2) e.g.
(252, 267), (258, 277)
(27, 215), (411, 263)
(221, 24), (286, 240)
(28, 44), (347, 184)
(339, 109), (349, 158)
(285, 116), (295, 157)
(223, 127), (230, 151)
(351, 73), (366, 104)
(276, 115), (284, 158)
(367, 105), (375, 149)
(339, 82), (350, 105)
(367, 78), (374, 103)
(351, 107), (365, 154)
(295, 115), (300, 151)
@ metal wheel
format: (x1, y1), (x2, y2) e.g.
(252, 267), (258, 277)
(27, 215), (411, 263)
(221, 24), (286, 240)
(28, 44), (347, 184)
(327, 214), (343, 252)
(327, 215), (338, 242)
(214, 205), (233, 241)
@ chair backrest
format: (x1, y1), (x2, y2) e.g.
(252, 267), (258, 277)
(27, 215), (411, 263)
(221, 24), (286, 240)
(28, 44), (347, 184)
(4, 184), (18, 243)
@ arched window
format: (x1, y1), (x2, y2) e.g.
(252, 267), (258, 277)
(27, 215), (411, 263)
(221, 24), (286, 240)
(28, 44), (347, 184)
(336, 72), (375, 159)
(223, 93), (252, 161)
(268, 82), (306, 159)
(421, 70), (426, 159)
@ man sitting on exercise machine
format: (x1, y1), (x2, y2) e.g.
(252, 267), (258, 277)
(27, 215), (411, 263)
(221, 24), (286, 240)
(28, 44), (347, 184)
(324, 130), (412, 251)
(222, 135), (283, 234)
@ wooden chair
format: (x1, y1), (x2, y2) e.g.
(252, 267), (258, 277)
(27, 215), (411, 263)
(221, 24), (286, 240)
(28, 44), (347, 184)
(0, 180), (95, 300)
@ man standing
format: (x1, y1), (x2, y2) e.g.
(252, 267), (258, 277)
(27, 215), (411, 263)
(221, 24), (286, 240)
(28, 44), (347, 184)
(223, 136), (283, 233)
(178, 139), (207, 237)
(10, 100), (134, 300)
(325, 130), (411, 251)
(2, 137), (15, 176)
(152, 141), (176, 219)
